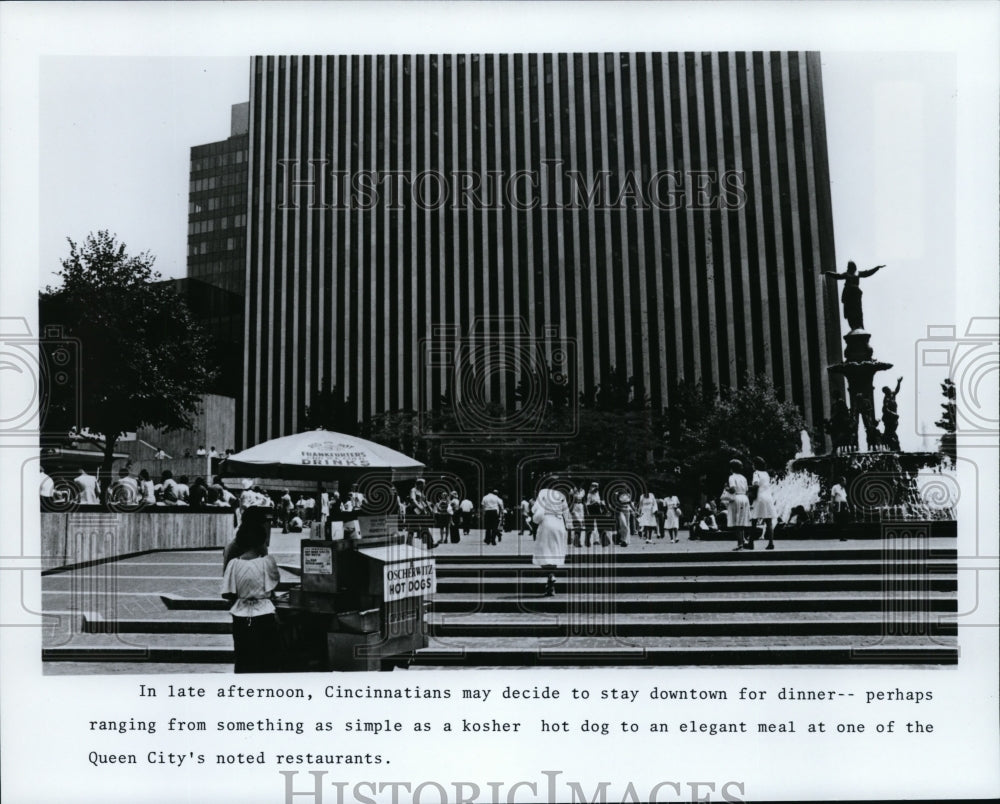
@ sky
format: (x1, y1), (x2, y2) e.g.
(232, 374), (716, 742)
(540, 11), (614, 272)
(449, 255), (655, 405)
(26, 30), (983, 454)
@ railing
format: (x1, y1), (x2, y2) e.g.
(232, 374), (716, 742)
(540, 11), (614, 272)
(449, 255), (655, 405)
(41, 509), (236, 572)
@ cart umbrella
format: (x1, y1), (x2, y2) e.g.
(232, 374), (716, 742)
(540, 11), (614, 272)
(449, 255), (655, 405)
(218, 430), (424, 481)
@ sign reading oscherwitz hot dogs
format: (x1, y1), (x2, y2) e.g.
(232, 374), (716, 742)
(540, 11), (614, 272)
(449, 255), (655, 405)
(383, 559), (436, 601)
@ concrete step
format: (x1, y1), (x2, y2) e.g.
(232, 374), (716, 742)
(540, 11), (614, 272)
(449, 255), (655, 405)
(409, 636), (959, 666)
(426, 618), (956, 638)
(435, 547), (959, 564)
(69, 609), (957, 638)
(431, 592), (957, 614)
(436, 560), (957, 577)
(433, 575), (956, 593)
(42, 632), (957, 666)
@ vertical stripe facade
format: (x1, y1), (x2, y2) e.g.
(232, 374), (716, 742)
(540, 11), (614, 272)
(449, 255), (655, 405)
(243, 53), (840, 447)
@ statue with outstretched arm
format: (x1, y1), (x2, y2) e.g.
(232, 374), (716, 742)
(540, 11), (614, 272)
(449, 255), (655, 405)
(823, 261), (885, 331)
(881, 377), (904, 451)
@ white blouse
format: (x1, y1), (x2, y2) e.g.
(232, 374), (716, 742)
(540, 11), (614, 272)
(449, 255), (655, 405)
(222, 555), (280, 617)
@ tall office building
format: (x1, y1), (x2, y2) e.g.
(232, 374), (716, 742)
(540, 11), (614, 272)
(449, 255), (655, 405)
(188, 102), (250, 296)
(243, 53), (841, 447)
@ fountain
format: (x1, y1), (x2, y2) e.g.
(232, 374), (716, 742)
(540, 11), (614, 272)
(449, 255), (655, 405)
(789, 262), (955, 536)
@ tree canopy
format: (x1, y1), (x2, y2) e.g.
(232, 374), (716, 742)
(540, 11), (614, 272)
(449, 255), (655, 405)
(935, 378), (957, 464)
(39, 231), (215, 494)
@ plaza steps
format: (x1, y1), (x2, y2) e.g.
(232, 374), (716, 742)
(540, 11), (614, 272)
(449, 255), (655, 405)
(41, 544), (959, 667)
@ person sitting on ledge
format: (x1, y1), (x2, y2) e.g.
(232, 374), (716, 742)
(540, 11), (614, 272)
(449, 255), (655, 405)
(690, 504), (720, 538)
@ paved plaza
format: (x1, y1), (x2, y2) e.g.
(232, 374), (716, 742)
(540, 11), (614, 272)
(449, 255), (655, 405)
(40, 526), (958, 674)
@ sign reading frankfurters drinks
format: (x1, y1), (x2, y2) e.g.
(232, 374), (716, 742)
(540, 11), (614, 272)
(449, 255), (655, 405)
(300, 441), (372, 467)
(383, 559), (436, 601)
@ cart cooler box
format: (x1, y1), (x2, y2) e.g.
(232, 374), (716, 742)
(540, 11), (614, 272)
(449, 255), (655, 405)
(282, 536), (433, 671)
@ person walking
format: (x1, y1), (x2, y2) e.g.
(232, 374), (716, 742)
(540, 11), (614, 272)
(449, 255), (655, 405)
(407, 479), (430, 544)
(568, 484), (586, 547)
(519, 496), (531, 536)
(481, 488), (504, 546)
(830, 476), (849, 541)
(459, 495), (474, 536)
(221, 519), (281, 673)
(615, 492), (637, 547)
(584, 482), (607, 547)
(661, 487), (682, 543)
(447, 491), (462, 544)
(637, 490), (659, 543)
(750, 456), (777, 550)
(531, 484), (571, 596)
(279, 489), (294, 533)
(432, 492), (451, 547)
(725, 459), (752, 550)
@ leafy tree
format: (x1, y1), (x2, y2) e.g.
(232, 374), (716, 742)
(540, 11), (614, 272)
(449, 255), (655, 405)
(39, 231), (215, 500)
(303, 381), (358, 434)
(514, 361), (573, 411)
(935, 378), (957, 464)
(578, 365), (650, 412)
(677, 374), (808, 500)
(663, 377), (716, 452)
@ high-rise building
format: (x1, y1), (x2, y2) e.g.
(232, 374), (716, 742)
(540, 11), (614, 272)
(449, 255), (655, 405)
(243, 53), (841, 447)
(188, 102), (250, 296)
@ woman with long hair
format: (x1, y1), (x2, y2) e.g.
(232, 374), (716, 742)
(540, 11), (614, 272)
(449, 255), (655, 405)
(221, 520), (281, 673)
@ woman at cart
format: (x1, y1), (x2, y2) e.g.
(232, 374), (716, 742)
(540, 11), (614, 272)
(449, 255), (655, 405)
(221, 518), (281, 673)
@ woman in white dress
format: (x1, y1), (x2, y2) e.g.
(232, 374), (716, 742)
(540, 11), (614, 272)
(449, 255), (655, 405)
(569, 485), (586, 547)
(637, 491), (659, 543)
(532, 485), (571, 596)
(725, 459), (752, 550)
(750, 456), (777, 550)
(660, 487), (682, 543)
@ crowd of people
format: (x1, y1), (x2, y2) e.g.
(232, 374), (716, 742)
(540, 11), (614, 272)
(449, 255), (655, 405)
(40, 465), (247, 510)
(42, 458), (851, 554)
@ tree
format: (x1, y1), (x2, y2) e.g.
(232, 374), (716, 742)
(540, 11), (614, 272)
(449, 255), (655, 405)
(677, 374), (808, 500)
(578, 365), (650, 412)
(39, 231), (215, 500)
(935, 378), (957, 464)
(303, 381), (359, 434)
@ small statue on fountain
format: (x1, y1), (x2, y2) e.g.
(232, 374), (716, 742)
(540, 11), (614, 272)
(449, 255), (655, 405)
(881, 376), (903, 451)
(825, 398), (856, 453)
(852, 392), (882, 451)
(823, 261), (885, 331)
